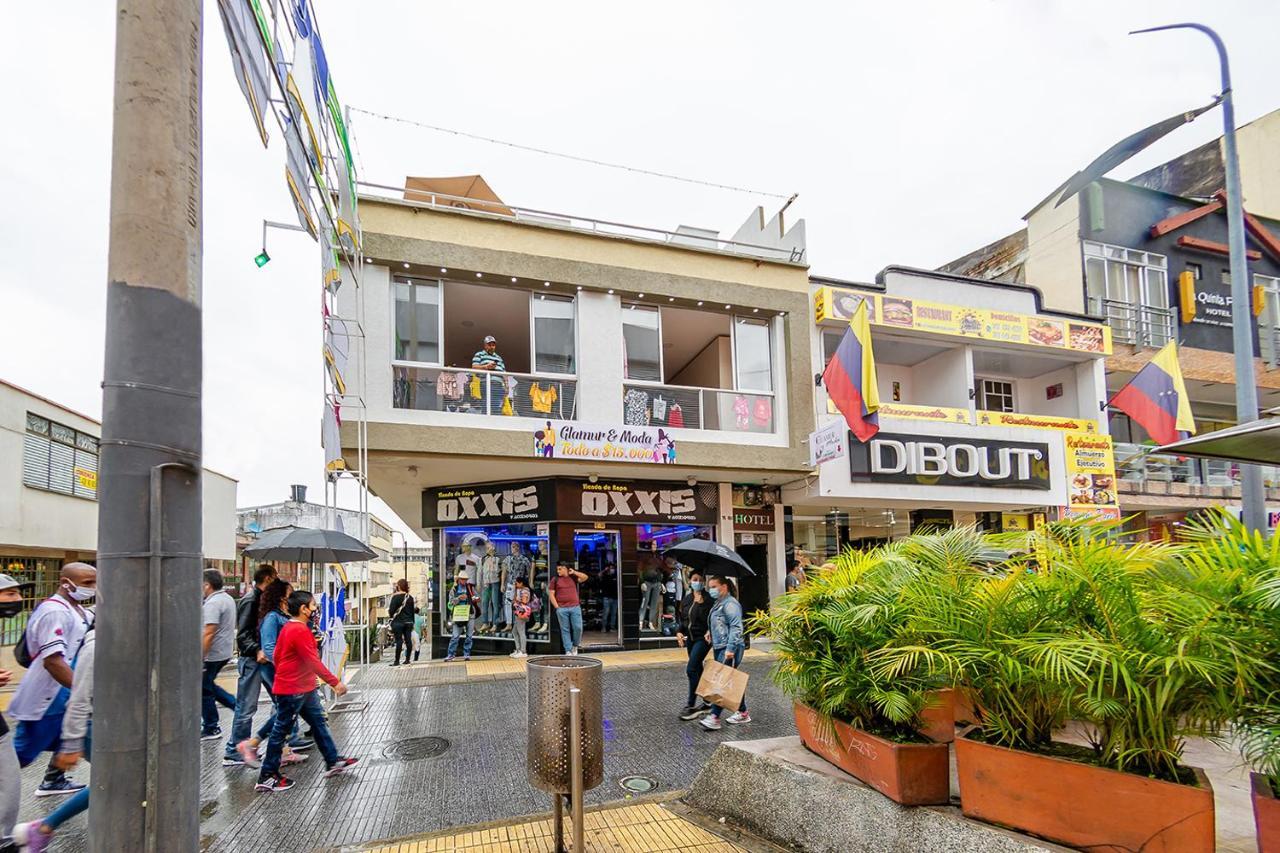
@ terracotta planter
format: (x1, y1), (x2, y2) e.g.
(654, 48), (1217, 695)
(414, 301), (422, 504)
(955, 735), (1215, 852)
(1254, 773), (1280, 853)
(793, 702), (950, 805)
(917, 688), (956, 743)
(952, 687), (979, 726)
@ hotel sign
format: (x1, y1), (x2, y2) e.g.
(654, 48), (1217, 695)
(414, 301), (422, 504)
(850, 431), (1051, 490)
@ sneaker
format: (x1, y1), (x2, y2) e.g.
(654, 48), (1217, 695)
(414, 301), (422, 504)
(236, 740), (261, 768)
(323, 757), (359, 777)
(509, 651), (521, 658)
(288, 737), (314, 751)
(200, 729), (223, 741)
(33, 778), (86, 798)
(679, 705), (707, 721)
(221, 755), (245, 767)
(725, 711), (752, 725)
(444, 655), (456, 662)
(699, 715), (723, 731)
(254, 774), (295, 793)
(463, 656), (471, 661)
(11, 821), (52, 852)
(281, 750), (309, 766)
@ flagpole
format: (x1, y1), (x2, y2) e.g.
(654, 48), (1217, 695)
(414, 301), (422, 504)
(1132, 23), (1266, 533)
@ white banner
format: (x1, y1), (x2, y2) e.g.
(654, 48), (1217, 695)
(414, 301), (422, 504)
(533, 421), (678, 464)
(809, 421), (847, 466)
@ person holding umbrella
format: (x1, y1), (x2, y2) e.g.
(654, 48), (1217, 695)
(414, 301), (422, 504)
(675, 571), (712, 720)
(699, 575), (751, 730)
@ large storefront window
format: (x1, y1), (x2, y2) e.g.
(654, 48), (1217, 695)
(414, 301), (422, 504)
(637, 525), (708, 639)
(437, 524), (551, 643)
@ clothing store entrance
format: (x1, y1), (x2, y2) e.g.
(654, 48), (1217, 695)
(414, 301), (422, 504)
(573, 530), (622, 650)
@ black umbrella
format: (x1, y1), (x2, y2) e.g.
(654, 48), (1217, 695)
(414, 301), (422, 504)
(662, 539), (755, 577)
(243, 526), (376, 563)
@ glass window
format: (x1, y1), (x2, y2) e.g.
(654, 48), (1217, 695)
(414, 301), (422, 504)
(394, 278), (440, 364)
(533, 295), (576, 374)
(23, 414), (98, 500)
(623, 305), (661, 381)
(734, 318), (772, 392)
(636, 525), (712, 639)
(978, 378), (1015, 413)
(437, 525), (550, 646)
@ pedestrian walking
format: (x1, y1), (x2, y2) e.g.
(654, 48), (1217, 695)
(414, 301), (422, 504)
(699, 576), (751, 730)
(549, 560), (587, 655)
(509, 576), (534, 658)
(675, 572), (712, 720)
(411, 606), (425, 662)
(11, 624), (95, 851)
(201, 569), (237, 740)
(255, 591), (357, 792)
(233, 580), (309, 768)
(9, 562), (95, 797)
(222, 564), (277, 766)
(0, 572), (35, 844)
(387, 579), (416, 666)
(443, 570), (478, 662)
(784, 561), (802, 593)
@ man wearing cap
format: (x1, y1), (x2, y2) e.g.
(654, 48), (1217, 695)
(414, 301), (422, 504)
(8, 562), (95, 798)
(443, 569), (478, 662)
(0, 572), (34, 843)
(471, 336), (506, 372)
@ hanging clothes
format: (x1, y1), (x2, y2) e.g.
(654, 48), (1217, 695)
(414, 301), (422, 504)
(733, 395), (750, 430)
(652, 395), (667, 422)
(624, 388), (651, 426)
(753, 396), (772, 428)
(469, 374), (482, 400)
(667, 403), (684, 428)
(529, 382), (558, 414)
(436, 371), (461, 400)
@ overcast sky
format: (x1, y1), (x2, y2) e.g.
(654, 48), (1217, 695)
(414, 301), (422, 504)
(2, 1), (1276, 545)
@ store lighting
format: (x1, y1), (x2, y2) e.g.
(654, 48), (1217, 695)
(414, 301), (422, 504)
(511, 277), (518, 282)
(608, 289), (615, 294)
(544, 281), (551, 287)
(668, 297), (675, 302)
(365, 257), (373, 263)
(686, 476), (697, 487)
(724, 304), (731, 309)
(253, 250), (270, 268)
(440, 267), (448, 273)
(753, 308), (759, 313)
(638, 293), (645, 298)
(588, 473), (599, 483)
(403, 262), (410, 269)
(576, 285), (583, 291)
(697, 301), (703, 306)
(476, 272), (483, 278)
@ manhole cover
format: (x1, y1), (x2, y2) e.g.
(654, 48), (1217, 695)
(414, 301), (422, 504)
(618, 775), (658, 794)
(381, 736), (450, 761)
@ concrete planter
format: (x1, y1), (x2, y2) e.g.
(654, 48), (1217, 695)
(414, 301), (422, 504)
(917, 688), (956, 743)
(1254, 772), (1280, 853)
(956, 735), (1215, 852)
(793, 702), (950, 806)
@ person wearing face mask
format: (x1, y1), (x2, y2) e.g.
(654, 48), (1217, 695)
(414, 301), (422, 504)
(8, 563), (95, 798)
(699, 575), (751, 731)
(675, 572), (712, 721)
(0, 572), (35, 846)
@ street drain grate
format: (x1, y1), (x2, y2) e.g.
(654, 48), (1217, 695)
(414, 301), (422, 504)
(618, 775), (658, 794)
(382, 736), (450, 761)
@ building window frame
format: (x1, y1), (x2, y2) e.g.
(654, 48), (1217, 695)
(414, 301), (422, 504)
(22, 413), (99, 501)
(1083, 240), (1172, 347)
(1257, 273), (1280, 367)
(975, 377), (1016, 413)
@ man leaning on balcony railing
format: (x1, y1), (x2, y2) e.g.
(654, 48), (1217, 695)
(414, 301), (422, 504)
(471, 335), (506, 372)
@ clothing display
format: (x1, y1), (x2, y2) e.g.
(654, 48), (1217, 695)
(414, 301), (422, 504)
(753, 396), (772, 427)
(468, 374), (482, 400)
(733, 395), (750, 430)
(501, 396), (514, 416)
(436, 371), (462, 400)
(651, 395), (667, 421)
(624, 388), (651, 426)
(667, 403), (684, 428)
(529, 382), (558, 414)
(440, 529), (550, 648)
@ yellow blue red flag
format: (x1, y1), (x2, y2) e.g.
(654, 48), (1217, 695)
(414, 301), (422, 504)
(822, 299), (880, 442)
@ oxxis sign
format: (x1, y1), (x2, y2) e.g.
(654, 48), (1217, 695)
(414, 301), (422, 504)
(422, 481), (556, 525)
(850, 431), (1051, 490)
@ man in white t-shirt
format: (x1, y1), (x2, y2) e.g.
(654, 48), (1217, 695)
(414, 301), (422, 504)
(9, 563), (96, 798)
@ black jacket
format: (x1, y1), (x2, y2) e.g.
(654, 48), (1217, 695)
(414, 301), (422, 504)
(389, 592), (416, 626)
(235, 587), (262, 659)
(678, 592), (709, 639)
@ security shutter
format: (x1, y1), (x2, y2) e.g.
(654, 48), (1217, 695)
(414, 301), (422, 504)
(22, 432), (51, 489)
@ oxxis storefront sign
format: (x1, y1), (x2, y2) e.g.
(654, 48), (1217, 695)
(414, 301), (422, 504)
(422, 478), (718, 526)
(849, 431), (1051, 490)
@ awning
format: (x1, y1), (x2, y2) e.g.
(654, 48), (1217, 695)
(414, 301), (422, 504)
(1156, 418), (1280, 465)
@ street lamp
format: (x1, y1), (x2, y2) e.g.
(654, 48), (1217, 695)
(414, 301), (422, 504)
(391, 529), (409, 583)
(1129, 23), (1266, 533)
(256, 219), (307, 269)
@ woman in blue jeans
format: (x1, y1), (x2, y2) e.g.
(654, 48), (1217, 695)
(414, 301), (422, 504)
(699, 576), (750, 731)
(676, 572), (712, 720)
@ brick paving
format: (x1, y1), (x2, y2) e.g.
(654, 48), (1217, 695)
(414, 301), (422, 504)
(13, 651), (795, 851)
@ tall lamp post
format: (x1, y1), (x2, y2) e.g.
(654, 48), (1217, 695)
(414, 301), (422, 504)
(1131, 23), (1266, 533)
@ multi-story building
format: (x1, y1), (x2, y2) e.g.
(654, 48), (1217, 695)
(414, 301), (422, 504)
(338, 179), (814, 656)
(942, 117), (1280, 537)
(235, 486), (396, 623)
(787, 267), (1114, 558)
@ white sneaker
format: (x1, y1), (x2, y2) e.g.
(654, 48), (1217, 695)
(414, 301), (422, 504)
(509, 651), (521, 658)
(725, 711), (752, 725)
(699, 714), (722, 731)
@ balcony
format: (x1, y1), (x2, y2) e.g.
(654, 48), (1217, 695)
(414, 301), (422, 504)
(622, 382), (774, 433)
(1088, 298), (1173, 348)
(1115, 441), (1280, 497)
(393, 365), (578, 420)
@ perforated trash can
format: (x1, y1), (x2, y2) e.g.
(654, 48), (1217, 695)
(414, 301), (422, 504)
(526, 656), (604, 794)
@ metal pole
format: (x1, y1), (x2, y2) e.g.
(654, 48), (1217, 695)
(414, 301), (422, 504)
(93, 0), (203, 850)
(1133, 23), (1266, 533)
(569, 687), (584, 853)
(552, 794), (565, 852)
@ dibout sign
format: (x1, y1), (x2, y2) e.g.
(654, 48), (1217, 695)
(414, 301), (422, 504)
(851, 431), (1051, 490)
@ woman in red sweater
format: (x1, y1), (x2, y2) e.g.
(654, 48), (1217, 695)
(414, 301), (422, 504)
(255, 591), (358, 792)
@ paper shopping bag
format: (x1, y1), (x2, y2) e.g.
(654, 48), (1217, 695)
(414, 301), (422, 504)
(696, 659), (749, 710)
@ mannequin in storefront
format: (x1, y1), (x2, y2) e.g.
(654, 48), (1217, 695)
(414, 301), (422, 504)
(639, 559), (663, 632)
(600, 561), (618, 633)
(502, 542), (530, 632)
(478, 543), (502, 634)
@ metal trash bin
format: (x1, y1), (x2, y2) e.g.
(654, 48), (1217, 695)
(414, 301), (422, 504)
(527, 655), (604, 794)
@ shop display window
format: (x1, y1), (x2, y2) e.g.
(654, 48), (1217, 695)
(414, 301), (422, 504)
(438, 524), (551, 643)
(637, 524), (710, 640)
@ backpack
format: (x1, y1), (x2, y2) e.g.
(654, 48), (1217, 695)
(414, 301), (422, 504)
(13, 626), (32, 668)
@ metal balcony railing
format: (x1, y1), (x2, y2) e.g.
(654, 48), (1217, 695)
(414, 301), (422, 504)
(1088, 298), (1174, 348)
(622, 382), (775, 433)
(393, 364), (578, 420)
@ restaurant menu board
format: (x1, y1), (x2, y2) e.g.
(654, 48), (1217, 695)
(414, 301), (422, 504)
(1061, 432), (1121, 520)
(814, 287), (1112, 355)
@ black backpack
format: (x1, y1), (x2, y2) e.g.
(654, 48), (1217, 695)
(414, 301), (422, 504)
(13, 626), (32, 668)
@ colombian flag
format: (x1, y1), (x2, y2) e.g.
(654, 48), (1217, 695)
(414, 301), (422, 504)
(1109, 340), (1195, 445)
(823, 299), (880, 442)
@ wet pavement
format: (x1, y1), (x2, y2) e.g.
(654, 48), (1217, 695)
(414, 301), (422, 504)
(12, 655), (796, 851)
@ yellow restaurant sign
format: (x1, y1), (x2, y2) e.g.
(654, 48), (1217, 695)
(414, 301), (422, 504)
(1062, 431), (1121, 520)
(814, 286), (1112, 356)
(977, 411), (1099, 433)
(827, 400), (971, 423)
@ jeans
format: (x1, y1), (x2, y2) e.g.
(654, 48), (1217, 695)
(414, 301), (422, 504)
(556, 605), (583, 652)
(0, 733), (18, 838)
(392, 623), (414, 664)
(447, 618), (474, 658)
(42, 725), (91, 832)
(225, 657), (264, 756)
(709, 644), (747, 717)
(259, 691), (339, 780)
(513, 619), (528, 654)
(685, 638), (711, 707)
(481, 582), (502, 625)
(640, 583), (662, 628)
(202, 659), (235, 733)
(14, 714), (68, 785)
(601, 596), (617, 632)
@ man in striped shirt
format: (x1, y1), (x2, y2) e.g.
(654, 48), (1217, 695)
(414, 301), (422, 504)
(471, 335), (506, 372)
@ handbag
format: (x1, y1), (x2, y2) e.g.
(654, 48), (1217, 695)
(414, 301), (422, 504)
(696, 658), (749, 710)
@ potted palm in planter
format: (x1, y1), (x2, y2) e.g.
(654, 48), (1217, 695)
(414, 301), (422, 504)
(753, 538), (952, 805)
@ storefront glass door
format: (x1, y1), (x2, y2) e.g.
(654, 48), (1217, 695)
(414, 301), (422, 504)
(573, 530), (621, 648)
